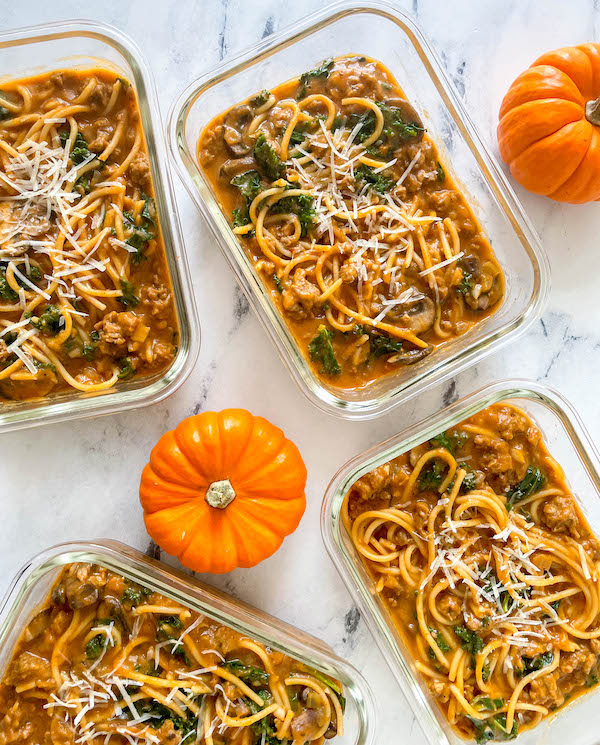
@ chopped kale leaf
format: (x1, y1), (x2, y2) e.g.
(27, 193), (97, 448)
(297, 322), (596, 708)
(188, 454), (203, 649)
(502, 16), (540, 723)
(430, 430), (468, 454)
(223, 659), (270, 686)
(297, 59), (334, 98)
(254, 133), (282, 181)
(85, 634), (105, 660)
(354, 164), (395, 194)
(419, 460), (447, 492)
(506, 466), (545, 510)
(271, 192), (316, 236)
(520, 651), (553, 677)
(32, 305), (63, 336)
(231, 170), (262, 202)
(454, 625), (483, 656)
(118, 279), (139, 307)
(250, 90), (271, 108)
(308, 325), (341, 376)
(273, 273), (284, 293)
(117, 356), (136, 381)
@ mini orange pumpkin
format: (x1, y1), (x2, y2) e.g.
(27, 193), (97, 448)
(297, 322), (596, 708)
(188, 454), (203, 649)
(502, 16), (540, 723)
(139, 409), (307, 573)
(498, 43), (600, 203)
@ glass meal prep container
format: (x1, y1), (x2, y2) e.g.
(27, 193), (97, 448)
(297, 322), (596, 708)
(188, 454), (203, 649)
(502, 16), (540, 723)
(0, 21), (199, 433)
(169, 0), (548, 420)
(321, 379), (600, 745)
(0, 539), (375, 745)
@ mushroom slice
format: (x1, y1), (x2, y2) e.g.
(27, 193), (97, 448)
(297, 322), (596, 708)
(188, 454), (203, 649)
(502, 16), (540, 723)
(223, 105), (254, 157)
(219, 156), (257, 180)
(64, 578), (99, 609)
(394, 295), (435, 335)
(390, 345), (434, 365)
(461, 255), (503, 311)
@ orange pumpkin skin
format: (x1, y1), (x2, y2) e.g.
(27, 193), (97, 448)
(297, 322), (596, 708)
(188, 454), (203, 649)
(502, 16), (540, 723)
(139, 409), (307, 573)
(498, 43), (600, 203)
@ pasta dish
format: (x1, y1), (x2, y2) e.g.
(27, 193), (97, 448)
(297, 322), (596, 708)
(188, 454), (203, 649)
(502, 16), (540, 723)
(198, 56), (503, 389)
(0, 69), (177, 401)
(345, 403), (600, 741)
(0, 562), (344, 744)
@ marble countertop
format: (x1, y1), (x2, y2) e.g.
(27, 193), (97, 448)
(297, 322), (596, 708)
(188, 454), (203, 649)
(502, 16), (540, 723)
(2, 0), (600, 742)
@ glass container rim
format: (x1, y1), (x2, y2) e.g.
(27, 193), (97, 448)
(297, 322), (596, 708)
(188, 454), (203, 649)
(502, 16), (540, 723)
(0, 18), (200, 433)
(167, 0), (550, 421)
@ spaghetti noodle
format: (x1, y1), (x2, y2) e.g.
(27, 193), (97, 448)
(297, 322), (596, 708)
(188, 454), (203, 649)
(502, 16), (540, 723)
(0, 563), (344, 745)
(198, 56), (503, 390)
(0, 69), (177, 401)
(345, 402), (600, 741)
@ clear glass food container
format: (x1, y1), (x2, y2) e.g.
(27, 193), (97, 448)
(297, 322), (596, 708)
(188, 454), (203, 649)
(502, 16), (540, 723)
(169, 1), (548, 420)
(0, 539), (375, 745)
(321, 379), (600, 745)
(0, 21), (199, 432)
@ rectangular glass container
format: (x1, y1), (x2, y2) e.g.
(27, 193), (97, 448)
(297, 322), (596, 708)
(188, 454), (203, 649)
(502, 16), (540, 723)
(0, 539), (375, 745)
(0, 20), (199, 432)
(169, 0), (548, 420)
(321, 379), (600, 745)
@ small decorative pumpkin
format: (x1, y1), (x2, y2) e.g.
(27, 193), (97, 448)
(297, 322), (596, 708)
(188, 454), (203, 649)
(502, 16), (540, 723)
(139, 409), (307, 573)
(497, 43), (600, 203)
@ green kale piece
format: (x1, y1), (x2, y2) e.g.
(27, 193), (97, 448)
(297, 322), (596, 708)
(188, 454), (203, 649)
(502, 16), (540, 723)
(308, 325), (341, 376)
(231, 170), (262, 202)
(32, 305), (62, 336)
(118, 279), (139, 308)
(454, 625), (484, 656)
(250, 90), (271, 107)
(506, 466), (545, 510)
(354, 164), (395, 194)
(85, 634), (105, 660)
(270, 192), (316, 236)
(223, 659), (270, 685)
(117, 356), (136, 381)
(297, 59), (334, 98)
(254, 133), (282, 181)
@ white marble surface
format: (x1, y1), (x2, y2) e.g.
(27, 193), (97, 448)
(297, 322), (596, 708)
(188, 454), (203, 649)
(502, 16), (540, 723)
(2, 1), (600, 742)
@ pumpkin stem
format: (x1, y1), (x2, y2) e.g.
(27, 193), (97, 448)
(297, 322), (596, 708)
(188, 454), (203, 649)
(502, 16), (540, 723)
(586, 97), (600, 126)
(205, 479), (236, 509)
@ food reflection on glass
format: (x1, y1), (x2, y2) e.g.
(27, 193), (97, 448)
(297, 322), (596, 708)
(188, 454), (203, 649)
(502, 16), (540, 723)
(0, 563), (345, 744)
(198, 56), (503, 390)
(344, 403), (600, 742)
(0, 69), (177, 401)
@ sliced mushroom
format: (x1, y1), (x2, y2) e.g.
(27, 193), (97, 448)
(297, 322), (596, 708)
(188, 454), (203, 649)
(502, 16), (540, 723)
(25, 608), (53, 641)
(291, 708), (323, 741)
(64, 578), (98, 609)
(97, 596), (130, 633)
(390, 345), (434, 365)
(461, 255), (503, 311)
(392, 295), (435, 335)
(219, 155), (257, 180)
(223, 105), (254, 156)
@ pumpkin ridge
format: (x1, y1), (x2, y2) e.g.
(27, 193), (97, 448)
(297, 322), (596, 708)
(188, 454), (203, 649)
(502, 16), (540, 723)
(498, 98), (584, 163)
(172, 421), (214, 483)
(548, 129), (600, 202)
(217, 408), (255, 479)
(510, 120), (592, 195)
(226, 504), (284, 568)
